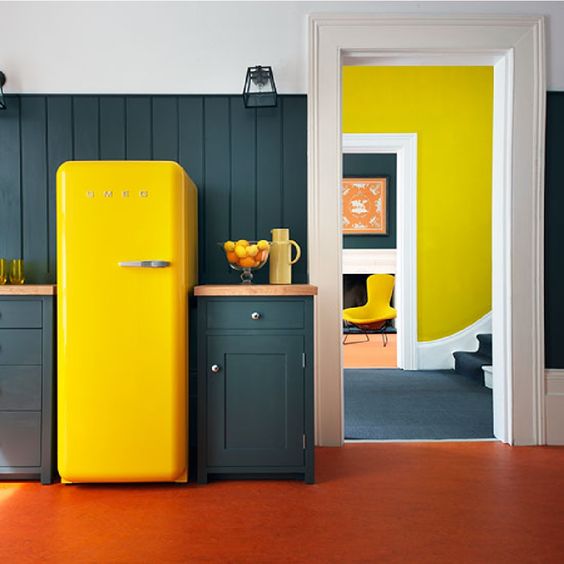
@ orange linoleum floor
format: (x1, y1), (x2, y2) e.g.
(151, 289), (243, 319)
(343, 333), (397, 368)
(1, 443), (564, 563)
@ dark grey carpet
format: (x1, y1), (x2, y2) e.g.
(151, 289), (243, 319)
(345, 369), (494, 440)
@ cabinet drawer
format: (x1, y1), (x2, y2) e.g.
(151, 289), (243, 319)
(0, 412), (41, 467)
(0, 330), (42, 365)
(0, 301), (42, 328)
(206, 300), (305, 330)
(0, 366), (41, 410)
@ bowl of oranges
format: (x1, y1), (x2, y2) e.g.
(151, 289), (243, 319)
(221, 239), (271, 284)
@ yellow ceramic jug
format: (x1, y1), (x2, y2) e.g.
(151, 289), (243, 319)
(269, 228), (301, 284)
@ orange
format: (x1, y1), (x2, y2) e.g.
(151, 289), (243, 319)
(239, 257), (256, 268)
(226, 251), (238, 264)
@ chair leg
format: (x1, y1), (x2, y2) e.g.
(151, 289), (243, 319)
(343, 329), (370, 345)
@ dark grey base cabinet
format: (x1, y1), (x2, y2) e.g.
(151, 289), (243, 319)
(0, 296), (55, 484)
(197, 295), (314, 484)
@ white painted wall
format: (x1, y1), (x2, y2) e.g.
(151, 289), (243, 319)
(0, 1), (563, 94)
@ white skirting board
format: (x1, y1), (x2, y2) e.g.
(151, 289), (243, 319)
(417, 312), (492, 370)
(545, 370), (564, 445)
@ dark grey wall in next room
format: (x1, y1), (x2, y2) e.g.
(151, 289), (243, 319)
(0, 95), (307, 285)
(342, 153), (397, 249)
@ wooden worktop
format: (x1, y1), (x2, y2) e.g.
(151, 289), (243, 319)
(194, 284), (318, 297)
(0, 285), (57, 296)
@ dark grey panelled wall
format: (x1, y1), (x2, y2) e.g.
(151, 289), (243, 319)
(545, 92), (564, 368)
(0, 95), (307, 285)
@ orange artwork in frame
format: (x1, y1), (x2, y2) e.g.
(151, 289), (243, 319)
(342, 177), (387, 235)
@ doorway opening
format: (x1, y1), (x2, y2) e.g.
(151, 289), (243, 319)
(308, 15), (545, 447)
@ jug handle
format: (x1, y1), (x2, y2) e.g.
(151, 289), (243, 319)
(289, 240), (301, 265)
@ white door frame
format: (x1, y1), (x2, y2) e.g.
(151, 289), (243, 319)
(308, 15), (546, 446)
(342, 133), (418, 370)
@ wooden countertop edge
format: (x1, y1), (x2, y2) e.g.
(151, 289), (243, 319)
(0, 285), (57, 296)
(194, 284), (318, 296)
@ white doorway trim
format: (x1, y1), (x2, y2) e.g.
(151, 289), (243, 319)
(308, 15), (546, 447)
(342, 133), (418, 371)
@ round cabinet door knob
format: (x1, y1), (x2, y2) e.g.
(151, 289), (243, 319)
(211, 364), (221, 373)
(251, 312), (261, 320)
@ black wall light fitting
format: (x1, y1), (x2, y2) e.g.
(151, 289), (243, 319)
(0, 71), (7, 110)
(243, 66), (277, 108)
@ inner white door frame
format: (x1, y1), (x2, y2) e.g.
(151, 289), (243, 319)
(342, 133), (418, 371)
(308, 15), (546, 447)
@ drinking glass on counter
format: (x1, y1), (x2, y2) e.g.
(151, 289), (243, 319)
(0, 259), (7, 284)
(9, 258), (25, 285)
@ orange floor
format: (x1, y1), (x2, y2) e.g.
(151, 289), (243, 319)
(1, 443), (564, 563)
(343, 333), (397, 368)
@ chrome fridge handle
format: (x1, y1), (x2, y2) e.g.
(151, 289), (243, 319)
(118, 261), (171, 268)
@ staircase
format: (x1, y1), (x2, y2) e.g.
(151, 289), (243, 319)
(453, 334), (492, 385)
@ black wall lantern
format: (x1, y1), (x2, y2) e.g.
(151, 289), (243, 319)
(243, 66), (277, 108)
(0, 71), (7, 111)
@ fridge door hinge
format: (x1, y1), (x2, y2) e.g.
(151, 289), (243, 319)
(302, 353), (306, 368)
(302, 434), (307, 449)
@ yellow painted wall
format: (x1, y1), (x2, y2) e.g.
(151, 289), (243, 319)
(343, 66), (493, 341)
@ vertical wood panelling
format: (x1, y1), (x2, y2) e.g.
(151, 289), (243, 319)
(203, 97), (231, 283)
(152, 97), (178, 161)
(545, 93), (564, 367)
(1, 94), (308, 286)
(178, 97), (205, 279)
(254, 104), (283, 285)
(20, 97), (48, 283)
(100, 97), (125, 159)
(256, 105), (283, 240)
(126, 97), (152, 159)
(46, 97), (72, 280)
(73, 97), (99, 160)
(282, 97), (308, 283)
(0, 96), (21, 260)
(230, 97), (257, 241)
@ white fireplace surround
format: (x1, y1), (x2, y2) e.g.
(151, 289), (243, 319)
(342, 249), (397, 274)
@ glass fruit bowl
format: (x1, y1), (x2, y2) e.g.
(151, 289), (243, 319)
(220, 239), (271, 284)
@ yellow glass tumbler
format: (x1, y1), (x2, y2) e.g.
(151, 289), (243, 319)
(9, 259), (25, 285)
(0, 259), (7, 285)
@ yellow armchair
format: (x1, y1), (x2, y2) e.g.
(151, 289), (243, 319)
(343, 274), (397, 345)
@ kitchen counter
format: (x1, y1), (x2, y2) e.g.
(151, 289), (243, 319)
(0, 285), (56, 296)
(194, 284), (318, 297)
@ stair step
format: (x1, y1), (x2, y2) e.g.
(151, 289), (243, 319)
(477, 333), (492, 358)
(453, 351), (492, 384)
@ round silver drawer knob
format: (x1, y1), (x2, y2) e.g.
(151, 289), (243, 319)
(251, 312), (261, 320)
(211, 364), (221, 373)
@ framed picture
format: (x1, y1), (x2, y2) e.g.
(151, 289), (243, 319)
(342, 177), (388, 235)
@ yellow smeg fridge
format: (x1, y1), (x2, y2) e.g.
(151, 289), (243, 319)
(57, 161), (197, 483)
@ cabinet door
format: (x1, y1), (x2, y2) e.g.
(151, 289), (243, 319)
(207, 335), (304, 468)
